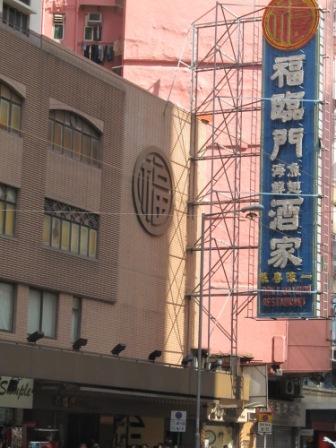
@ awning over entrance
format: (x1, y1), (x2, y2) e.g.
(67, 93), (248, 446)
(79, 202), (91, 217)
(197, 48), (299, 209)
(0, 341), (250, 402)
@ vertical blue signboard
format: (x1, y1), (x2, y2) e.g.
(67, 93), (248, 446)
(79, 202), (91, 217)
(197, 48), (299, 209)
(258, 1), (319, 318)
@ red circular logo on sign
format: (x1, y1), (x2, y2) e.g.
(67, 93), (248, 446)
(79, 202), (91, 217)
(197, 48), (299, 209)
(263, 0), (319, 50)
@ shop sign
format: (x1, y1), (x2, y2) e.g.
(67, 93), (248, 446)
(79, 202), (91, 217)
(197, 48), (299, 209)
(269, 399), (305, 427)
(169, 410), (186, 432)
(258, 0), (320, 317)
(256, 411), (272, 423)
(243, 365), (267, 408)
(203, 425), (233, 448)
(258, 421), (272, 434)
(132, 147), (173, 236)
(207, 402), (225, 422)
(301, 428), (314, 437)
(0, 377), (33, 409)
(318, 433), (336, 448)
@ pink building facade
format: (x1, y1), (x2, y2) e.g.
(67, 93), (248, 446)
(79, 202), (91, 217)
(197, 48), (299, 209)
(41, 0), (335, 375)
(42, 0), (124, 72)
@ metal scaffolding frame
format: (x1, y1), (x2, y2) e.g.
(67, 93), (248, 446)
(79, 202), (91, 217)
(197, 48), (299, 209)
(188, 1), (332, 361)
(188, 2), (263, 359)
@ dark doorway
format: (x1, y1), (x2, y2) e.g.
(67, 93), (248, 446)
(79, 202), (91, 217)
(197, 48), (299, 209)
(67, 413), (99, 448)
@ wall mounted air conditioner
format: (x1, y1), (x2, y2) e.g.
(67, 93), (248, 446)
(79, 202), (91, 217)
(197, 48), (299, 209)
(283, 378), (303, 397)
(285, 379), (295, 396)
(237, 408), (256, 423)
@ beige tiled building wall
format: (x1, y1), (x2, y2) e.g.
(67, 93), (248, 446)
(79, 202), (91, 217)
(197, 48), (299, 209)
(0, 24), (196, 365)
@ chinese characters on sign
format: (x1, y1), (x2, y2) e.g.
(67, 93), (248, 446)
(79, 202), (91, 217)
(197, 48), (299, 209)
(170, 411), (187, 432)
(259, 15), (319, 317)
(132, 147), (173, 236)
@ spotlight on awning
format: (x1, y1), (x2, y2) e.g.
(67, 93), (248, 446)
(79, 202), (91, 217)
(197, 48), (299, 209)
(111, 343), (126, 356)
(181, 354), (194, 367)
(27, 331), (44, 343)
(148, 350), (162, 362)
(72, 338), (88, 351)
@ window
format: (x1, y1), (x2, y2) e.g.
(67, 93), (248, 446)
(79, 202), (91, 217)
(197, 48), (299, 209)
(0, 184), (17, 237)
(0, 83), (22, 133)
(53, 14), (64, 40)
(43, 198), (99, 258)
(48, 110), (100, 166)
(2, 3), (29, 35)
(71, 297), (81, 342)
(0, 282), (15, 332)
(27, 289), (57, 338)
(84, 24), (101, 41)
(86, 12), (102, 22)
(54, 23), (63, 40)
(84, 26), (94, 41)
(332, 296), (336, 343)
(84, 13), (102, 42)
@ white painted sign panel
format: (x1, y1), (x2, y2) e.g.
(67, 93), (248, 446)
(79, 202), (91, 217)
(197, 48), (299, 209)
(301, 429), (314, 437)
(0, 377), (34, 409)
(258, 422), (272, 434)
(170, 410), (186, 432)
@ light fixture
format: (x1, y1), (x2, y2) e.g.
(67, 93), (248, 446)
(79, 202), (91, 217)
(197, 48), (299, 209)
(181, 354), (194, 367)
(148, 350), (162, 362)
(111, 343), (126, 356)
(27, 331), (44, 343)
(215, 358), (223, 369)
(240, 203), (264, 220)
(72, 338), (88, 351)
(191, 348), (208, 358)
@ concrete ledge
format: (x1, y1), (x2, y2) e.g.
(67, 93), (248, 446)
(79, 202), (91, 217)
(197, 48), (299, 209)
(0, 340), (248, 401)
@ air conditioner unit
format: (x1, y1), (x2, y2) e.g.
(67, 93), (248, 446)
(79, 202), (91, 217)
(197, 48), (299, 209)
(283, 378), (303, 398)
(285, 379), (295, 396)
(247, 410), (257, 422)
(237, 408), (256, 423)
(86, 12), (102, 24)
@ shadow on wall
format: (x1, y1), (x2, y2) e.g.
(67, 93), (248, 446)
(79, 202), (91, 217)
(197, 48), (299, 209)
(149, 79), (161, 97)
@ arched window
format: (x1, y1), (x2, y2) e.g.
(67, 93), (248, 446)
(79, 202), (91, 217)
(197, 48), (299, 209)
(0, 82), (22, 133)
(48, 110), (101, 166)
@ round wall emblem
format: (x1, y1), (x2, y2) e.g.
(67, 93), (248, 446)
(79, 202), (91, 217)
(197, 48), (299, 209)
(262, 0), (319, 50)
(132, 147), (173, 236)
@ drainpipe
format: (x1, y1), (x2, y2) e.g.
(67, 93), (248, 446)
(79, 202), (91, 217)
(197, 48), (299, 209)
(74, 0), (78, 53)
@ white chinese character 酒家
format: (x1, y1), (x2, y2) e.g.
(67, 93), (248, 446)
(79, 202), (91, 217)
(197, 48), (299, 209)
(269, 197), (304, 231)
(268, 236), (302, 269)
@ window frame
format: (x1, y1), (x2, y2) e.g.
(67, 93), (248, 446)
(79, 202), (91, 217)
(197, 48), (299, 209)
(2, 3), (29, 35)
(53, 23), (64, 40)
(27, 289), (58, 339)
(0, 81), (23, 134)
(43, 199), (99, 259)
(0, 281), (16, 333)
(84, 26), (94, 41)
(0, 183), (17, 238)
(71, 297), (82, 342)
(48, 110), (101, 167)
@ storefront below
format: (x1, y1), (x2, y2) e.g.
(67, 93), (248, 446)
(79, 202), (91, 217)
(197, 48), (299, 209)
(22, 381), (202, 448)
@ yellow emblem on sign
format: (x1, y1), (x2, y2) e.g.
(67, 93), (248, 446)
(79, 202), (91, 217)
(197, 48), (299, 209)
(263, 0), (319, 50)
